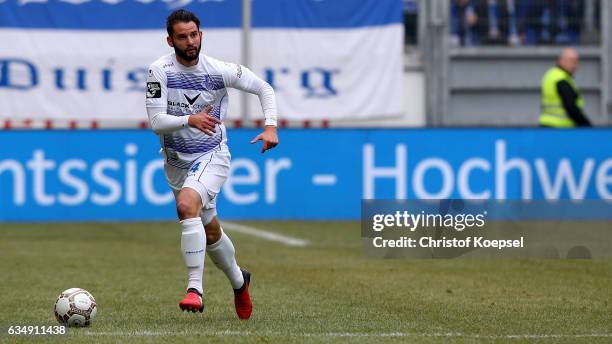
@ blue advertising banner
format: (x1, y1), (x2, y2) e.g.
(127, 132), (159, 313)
(0, 0), (400, 29)
(1, 129), (611, 222)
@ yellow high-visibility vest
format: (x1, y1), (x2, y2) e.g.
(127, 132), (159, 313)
(540, 66), (585, 128)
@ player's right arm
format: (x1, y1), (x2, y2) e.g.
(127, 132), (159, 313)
(145, 63), (220, 135)
(145, 63), (187, 134)
(186, 106), (221, 136)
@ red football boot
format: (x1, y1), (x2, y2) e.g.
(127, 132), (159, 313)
(234, 269), (252, 319)
(179, 288), (204, 313)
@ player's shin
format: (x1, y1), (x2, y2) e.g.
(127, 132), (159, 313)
(180, 218), (206, 295)
(206, 229), (244, 289)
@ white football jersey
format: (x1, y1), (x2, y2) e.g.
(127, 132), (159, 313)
(146, 53), (270, 169)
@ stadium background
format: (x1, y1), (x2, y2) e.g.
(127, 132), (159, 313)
(2, 0), (612, 342)
(1, 0), (611, 221)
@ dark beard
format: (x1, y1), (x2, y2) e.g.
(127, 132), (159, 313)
(174, 41), (201, 62)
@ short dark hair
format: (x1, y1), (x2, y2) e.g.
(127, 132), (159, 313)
(166, 9), (200, 36)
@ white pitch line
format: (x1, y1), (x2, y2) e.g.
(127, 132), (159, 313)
(221, 221), (309, 247)
(82, 331), (612, 339)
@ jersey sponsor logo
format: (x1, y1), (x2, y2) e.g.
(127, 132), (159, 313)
(168, 101), (191, 108)
(167, 101), (211, 118)
(184, 93), (201, 105)
(146, 82), (161, 98)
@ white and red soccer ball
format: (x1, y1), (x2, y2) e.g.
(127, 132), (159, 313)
(54, 288), (97, 327)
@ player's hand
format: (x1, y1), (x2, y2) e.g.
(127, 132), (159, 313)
(188, 105), (221, 136)
(250, 126), (278, 153)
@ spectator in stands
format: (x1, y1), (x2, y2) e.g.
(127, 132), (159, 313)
(472, 0), (516, 45)
(540, 48), (591, 127)
(516, 0), (542, 44)
(451, 0), (593, 46)
(404, 0), (419, 45)
(554, 0), (584, 44)
(450, 0), (479, 46)
(518, 0), (584, 45)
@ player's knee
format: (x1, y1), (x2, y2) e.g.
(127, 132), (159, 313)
(206, 231), (221, 244)
(176, 199), (200, 220)
(176, 188), (203, 219)
(204, 219), (222, 244)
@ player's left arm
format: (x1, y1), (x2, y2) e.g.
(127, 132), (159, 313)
(222, 62), (279, 153)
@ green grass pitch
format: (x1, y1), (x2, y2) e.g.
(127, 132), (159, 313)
(1, 221), (611, 343)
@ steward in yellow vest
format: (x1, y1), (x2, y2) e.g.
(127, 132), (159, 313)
(540, 48), (591, 128)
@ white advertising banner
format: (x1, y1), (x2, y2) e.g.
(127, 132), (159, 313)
(0, 0), (404, 122)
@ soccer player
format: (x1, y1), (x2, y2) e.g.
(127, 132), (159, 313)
(145, 9), (278, 319)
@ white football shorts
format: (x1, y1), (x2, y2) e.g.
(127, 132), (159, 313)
(164, 145), (231, 223)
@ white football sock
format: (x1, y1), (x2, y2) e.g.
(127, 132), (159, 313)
(180, 217), (206, 295)
(206, 229), (244, 289)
